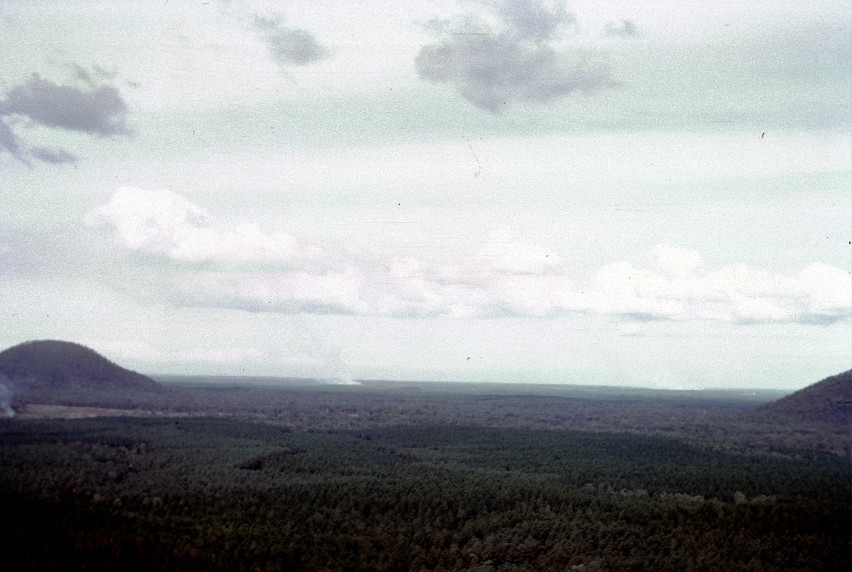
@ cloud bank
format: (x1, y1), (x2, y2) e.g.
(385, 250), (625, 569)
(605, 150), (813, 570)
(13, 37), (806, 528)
(0, 73), (131, 164)
(416, 0), (616, 112)
(89, 188), (850, 327)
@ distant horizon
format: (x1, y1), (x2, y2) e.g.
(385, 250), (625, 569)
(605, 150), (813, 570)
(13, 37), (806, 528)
(0, 336), (843, 393)
(146, 370), (800, 395)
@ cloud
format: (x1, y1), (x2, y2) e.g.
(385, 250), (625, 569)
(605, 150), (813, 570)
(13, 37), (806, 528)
(28, 146), (77, 165)
(604, 20), (637, 38)
(591, 247), (851, 326)
(497, 0), (575, 43)
(477, 231), (563, 274)
(2, 74), (131, 136)
(88, 187), (361, 313)
(88, 189), (850, 326)
(416, 0), (615, 112)
(72, 63), (115, 87)
(345, 244), (849, 324)
(650, 244), (701, 276)
(86, 187), (324, 268)
(0, 72), (131, 164)
(88, 187), (214, 257)
(0, 119), (27, 164)
(252, 15), (329, 67)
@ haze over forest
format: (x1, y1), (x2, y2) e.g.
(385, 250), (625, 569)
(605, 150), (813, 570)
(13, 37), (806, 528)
(1, 1), (850, 390)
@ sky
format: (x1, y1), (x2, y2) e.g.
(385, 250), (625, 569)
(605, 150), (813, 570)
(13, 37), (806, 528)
(0, 0), (850, 390)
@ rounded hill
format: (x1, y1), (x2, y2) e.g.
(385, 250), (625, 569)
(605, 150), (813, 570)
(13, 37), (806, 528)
(753, 370), (851, 427)
(0, 340), (160, 392)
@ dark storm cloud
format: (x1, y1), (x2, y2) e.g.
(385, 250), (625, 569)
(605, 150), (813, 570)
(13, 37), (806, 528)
(416, 0), (615, 113)
(253, 16), (329, 67)
(0, 73), (131, 165)
(605, 20), (637, 38)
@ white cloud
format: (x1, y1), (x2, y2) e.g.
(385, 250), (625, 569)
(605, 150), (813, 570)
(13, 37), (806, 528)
(650, 244), (701, 276)
(88, 189), (850, 325)
(592, 248), (851, 325)
(477, 231), (563, 274)
(86, 187), (323, 267)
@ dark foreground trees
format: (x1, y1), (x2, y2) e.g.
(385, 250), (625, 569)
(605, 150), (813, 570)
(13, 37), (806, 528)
(1, 418), (849, 571)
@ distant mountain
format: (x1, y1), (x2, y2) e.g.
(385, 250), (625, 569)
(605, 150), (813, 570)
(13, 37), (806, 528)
(752, 370), (851, 427)
(0, 340), (161, 393)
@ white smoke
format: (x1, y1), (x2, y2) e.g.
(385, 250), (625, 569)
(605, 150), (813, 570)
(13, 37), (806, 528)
(291, 318), (361, 386)
(0, 376), (15, 418)
(328, 356), (360, 386)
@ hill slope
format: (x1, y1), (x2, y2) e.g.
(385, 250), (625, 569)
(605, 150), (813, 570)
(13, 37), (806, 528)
(0, 340), (160, 393)
(752, 370), (851, 427)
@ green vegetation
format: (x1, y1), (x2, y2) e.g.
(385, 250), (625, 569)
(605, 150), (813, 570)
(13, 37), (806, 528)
(1, 341), (848, 570)
(1, 417), (848, 571)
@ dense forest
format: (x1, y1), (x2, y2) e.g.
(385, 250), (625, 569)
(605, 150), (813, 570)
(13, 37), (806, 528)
(1, 341), (849, 570)
(10, 377), (849, 456)
(1, 414), (849, 571)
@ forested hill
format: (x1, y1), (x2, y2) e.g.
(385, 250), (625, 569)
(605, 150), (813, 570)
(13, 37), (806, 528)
(751, 370), (851, 427)
(0, 340), (161, 392)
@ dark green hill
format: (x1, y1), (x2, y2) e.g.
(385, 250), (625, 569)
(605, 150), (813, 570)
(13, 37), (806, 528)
(752, 370), (851, 427)
(0, 340), (160, 393)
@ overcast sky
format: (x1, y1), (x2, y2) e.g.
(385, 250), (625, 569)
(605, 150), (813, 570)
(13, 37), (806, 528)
(1, 0), (849, 390)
